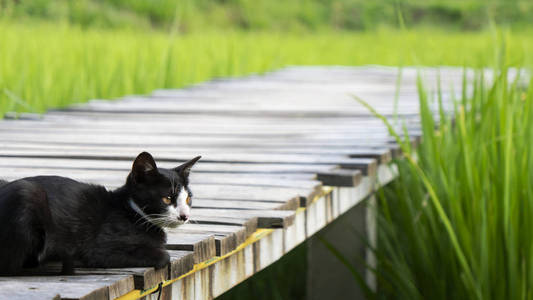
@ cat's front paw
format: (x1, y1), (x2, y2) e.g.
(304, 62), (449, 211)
(153, 251), (170, 270)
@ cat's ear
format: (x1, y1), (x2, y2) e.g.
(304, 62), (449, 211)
(175, 156), (201, 179)
(132, 152), (158, 181)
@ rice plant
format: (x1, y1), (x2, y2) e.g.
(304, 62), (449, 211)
(346, 64), (533, 299)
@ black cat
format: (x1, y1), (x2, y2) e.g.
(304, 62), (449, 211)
(0, 152), (200, 275)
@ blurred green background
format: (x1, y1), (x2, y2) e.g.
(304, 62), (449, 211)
(2, 0), (533, 32)
(1, 0), (532, 115)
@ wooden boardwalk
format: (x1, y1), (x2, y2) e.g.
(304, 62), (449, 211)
(0, 66), (464, 300)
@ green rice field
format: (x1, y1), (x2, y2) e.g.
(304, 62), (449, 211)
(1, 20), (532, 116)
(362, 65), (533, 299)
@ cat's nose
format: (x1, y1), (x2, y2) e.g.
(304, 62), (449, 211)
(179, 214), (189, 222)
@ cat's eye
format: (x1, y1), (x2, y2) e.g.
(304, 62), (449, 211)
(186, 196), (191, 205)
(162, 196), (172, 205)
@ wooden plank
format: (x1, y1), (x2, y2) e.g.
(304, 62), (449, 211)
(0, 130), (408, 146)
(0, 148), (373, 170)
(62, 272), (134, 299)
(317, 168), (363, 187)
(0, 144), (380, 164)
(149, 84), (421, 96)
(146, 91), (423, 103)
(70, 267), (167, 291)
(77, 101), (423, 113)
(191, 215), (258, 238)
(4, 102), (419, 118)
(0, 138), (395, 164)
(167, 250), (195, 279)
(36, 252), (190, 292)
(0, 157), (369, 195)
(9, 265), (135, 299)
(0, 156), (336, 174)
(72, 92), (425, 108)
(193, 199), (288, 210)
(0, 165), (321, 190)
(0, 119), (417, 135)
(0, 171), (305, 208)
(210, 233), (237, 257)
(165, 232), (216, 264)
(0, 119), (421, 144)
(193, 208), (295, 228)
(0, 148), (378, 176)
(0, 135), (413, 158)
(0, 178), (302, 210)
(2, 113), (420, 133)
(171, 224), (247, 256)
(50, 104), (422, 117)
(0, 280), (97, 300)
(0, 274), (133, 300)
(0, 113), (419, 144)
(0, 160), (364, 193)
(0, 123), (407, 137)
(185, 185), (305, 207)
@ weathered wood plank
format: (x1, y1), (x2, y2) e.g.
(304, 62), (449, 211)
(191, 216), (258, 238)
(0, 130), (410, 147)
(0, 157), (335, 174)
(27, 251), (190, 293)
(0, 172), (305, 208)
(7, 264), (136, 299)
(0, 165), (321, 189)
(0, 120), (416, 136)
(0, 150), (378, 178)
(0, 274), (133, 300)
(49, 101), (419, 118)
(172, 224), (247, 256)
(165, 232), (216, 264)
(193, 199), (287, 210)
(168, 250), (195, 279)
(0, 281), (95, 300)
(192, 208), (295, 228)
(317, 168), (363, 187)
(0, 142), (378, 164)
(74, 267), (167, 291)
(0, 137), (395, 163)
(0, 125), (411, 142)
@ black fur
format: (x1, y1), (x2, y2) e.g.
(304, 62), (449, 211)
(0, 152), (200, 275)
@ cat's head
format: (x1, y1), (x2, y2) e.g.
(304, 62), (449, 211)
(126, 152), (201, 228)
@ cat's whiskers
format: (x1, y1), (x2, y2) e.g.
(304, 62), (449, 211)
(141, 214), (183, 229)
(137, 215), (166, 228)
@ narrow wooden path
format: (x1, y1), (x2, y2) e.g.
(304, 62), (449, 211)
(0, 66), (464, 300)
